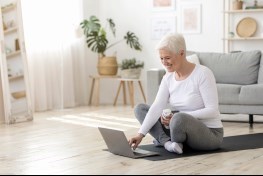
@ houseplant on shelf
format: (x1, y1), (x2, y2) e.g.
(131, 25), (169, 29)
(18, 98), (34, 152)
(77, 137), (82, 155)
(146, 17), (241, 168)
(120, 58), (144, 79)
(80, 16), (142, 76)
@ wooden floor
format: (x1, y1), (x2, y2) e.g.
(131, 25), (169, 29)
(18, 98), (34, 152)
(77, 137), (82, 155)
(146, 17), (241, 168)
(1, 105), (263, 175)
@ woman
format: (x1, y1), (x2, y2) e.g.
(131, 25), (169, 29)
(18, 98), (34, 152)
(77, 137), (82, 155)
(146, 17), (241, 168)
(128, 33), (224, 154)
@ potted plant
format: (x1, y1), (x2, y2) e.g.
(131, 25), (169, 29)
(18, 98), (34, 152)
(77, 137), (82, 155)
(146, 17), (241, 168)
(80, 16), (142, 76)
(120, 58), (144, 79)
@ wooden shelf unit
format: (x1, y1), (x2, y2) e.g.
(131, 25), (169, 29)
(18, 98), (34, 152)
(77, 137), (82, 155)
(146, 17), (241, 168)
(0, 0), (33, 124)
(223, 0), (263, 53)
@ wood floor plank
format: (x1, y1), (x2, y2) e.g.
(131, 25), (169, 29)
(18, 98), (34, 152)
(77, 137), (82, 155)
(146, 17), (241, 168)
(0, 105), (263, 174)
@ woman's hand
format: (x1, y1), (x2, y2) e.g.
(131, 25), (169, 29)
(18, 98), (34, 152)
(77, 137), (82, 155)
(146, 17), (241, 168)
(161, 114), (173, 126)
(128, 133), (144, 150)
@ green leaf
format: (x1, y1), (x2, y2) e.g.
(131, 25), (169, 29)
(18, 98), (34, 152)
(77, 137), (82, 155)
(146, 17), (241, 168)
(80, 15), (142, 56)
(86, 31), (108, 55)
(124, 32), (142, 51)
(80, 16), (101, 36)
(107, 18), (116, 37)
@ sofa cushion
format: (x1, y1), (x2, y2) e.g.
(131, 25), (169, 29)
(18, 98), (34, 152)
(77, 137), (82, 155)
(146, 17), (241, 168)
(217, 84), (241, 105)
(198, 50), (261, 85)
(239, 84), (263, 105)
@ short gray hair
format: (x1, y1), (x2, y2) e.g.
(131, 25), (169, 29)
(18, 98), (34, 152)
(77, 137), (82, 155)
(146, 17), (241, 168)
(156, 33), (186, 54)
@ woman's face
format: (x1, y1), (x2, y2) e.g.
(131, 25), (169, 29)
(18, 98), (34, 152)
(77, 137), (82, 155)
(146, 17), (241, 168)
(159, 49), (182, 72)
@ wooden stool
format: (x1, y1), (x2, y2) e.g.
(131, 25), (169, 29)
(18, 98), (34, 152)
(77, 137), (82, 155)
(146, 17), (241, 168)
(114, 78), (146, 108)
(89, 75), (120, 106)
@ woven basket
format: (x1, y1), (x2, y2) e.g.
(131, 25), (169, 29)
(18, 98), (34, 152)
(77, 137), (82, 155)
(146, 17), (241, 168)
(97, 56), (118, 76)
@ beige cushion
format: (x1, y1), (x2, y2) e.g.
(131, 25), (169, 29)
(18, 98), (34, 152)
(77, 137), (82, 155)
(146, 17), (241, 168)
(186, 54), (200, 65)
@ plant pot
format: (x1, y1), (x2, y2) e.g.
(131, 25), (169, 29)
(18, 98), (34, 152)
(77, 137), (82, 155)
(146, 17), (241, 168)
(233, 0), (243, 10)
(121, 68), (142, 79)
(97, 56), (118, 76)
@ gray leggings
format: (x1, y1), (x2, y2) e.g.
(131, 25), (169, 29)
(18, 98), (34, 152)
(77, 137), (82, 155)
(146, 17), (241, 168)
(135, 104), (224, 151)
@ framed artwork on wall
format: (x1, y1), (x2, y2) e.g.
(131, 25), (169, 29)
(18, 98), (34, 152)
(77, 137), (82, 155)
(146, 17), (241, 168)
(151, 0), (176, 11)
(151, 17), (177, 40)
(180, 3), (202, 34)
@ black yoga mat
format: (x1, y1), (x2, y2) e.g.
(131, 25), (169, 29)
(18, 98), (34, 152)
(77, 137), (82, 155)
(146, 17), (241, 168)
(138, 133), (263, 161)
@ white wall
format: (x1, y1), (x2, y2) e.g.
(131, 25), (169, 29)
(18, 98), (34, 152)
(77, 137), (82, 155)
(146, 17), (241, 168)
(83, 0), (263, 105)
(97, 0), (224, 66)
(83, 0), (100, 77)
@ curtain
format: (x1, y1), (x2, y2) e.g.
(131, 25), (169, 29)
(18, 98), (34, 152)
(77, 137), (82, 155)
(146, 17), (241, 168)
(21, 0), (88, 111)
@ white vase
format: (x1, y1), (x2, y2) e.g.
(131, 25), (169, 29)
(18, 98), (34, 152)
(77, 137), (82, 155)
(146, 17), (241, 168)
(121, 68), (142, 79)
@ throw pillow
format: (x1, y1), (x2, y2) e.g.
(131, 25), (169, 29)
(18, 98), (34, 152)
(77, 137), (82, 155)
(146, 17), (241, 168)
(198, 50), (261, 85)
(186, 54), (200, 65)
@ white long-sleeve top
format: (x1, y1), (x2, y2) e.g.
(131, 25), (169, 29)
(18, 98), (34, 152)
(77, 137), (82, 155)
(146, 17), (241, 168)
(139, 65), (223, 136)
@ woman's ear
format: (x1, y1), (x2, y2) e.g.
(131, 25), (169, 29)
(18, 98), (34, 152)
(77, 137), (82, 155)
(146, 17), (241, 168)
(180, 50), (185, 56)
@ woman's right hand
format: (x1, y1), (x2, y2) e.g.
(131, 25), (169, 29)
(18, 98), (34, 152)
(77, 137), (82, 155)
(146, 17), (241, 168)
(128, 134), (144, 150)
(161, 114), (173, 126)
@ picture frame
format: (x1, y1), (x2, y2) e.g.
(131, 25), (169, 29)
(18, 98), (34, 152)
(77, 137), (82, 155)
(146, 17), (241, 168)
(151, 17), (177, 40)
(151, 0), (176, 12)
(180, 3), (202, 34)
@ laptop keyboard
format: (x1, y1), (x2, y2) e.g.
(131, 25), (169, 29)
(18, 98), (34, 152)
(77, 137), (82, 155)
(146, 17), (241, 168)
(133, 148), (152, 155)
(133, 152), (146, 156)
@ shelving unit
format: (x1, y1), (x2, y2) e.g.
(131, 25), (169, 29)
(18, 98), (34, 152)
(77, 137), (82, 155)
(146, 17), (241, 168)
(0, 0), (33, 124)
(223, 0), (263, 53)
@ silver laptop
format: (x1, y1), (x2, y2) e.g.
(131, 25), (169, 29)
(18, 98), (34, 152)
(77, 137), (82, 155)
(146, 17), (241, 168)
(98, 127), (159, 159)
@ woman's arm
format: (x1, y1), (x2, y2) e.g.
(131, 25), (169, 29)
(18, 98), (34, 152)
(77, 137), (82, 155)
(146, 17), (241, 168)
(138, 75), (170, 135)
(184, 67), (220, 120)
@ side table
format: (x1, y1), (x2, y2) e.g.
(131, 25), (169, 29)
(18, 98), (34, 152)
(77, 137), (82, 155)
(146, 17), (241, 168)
(113, 78), (146, 108)
(89, 75), (120, 106)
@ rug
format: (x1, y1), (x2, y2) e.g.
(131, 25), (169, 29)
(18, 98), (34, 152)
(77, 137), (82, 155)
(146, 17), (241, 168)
(138, 133), (263, 161)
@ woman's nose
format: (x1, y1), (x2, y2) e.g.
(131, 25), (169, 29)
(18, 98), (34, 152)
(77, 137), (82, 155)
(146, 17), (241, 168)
(163, 60), (168, 65)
